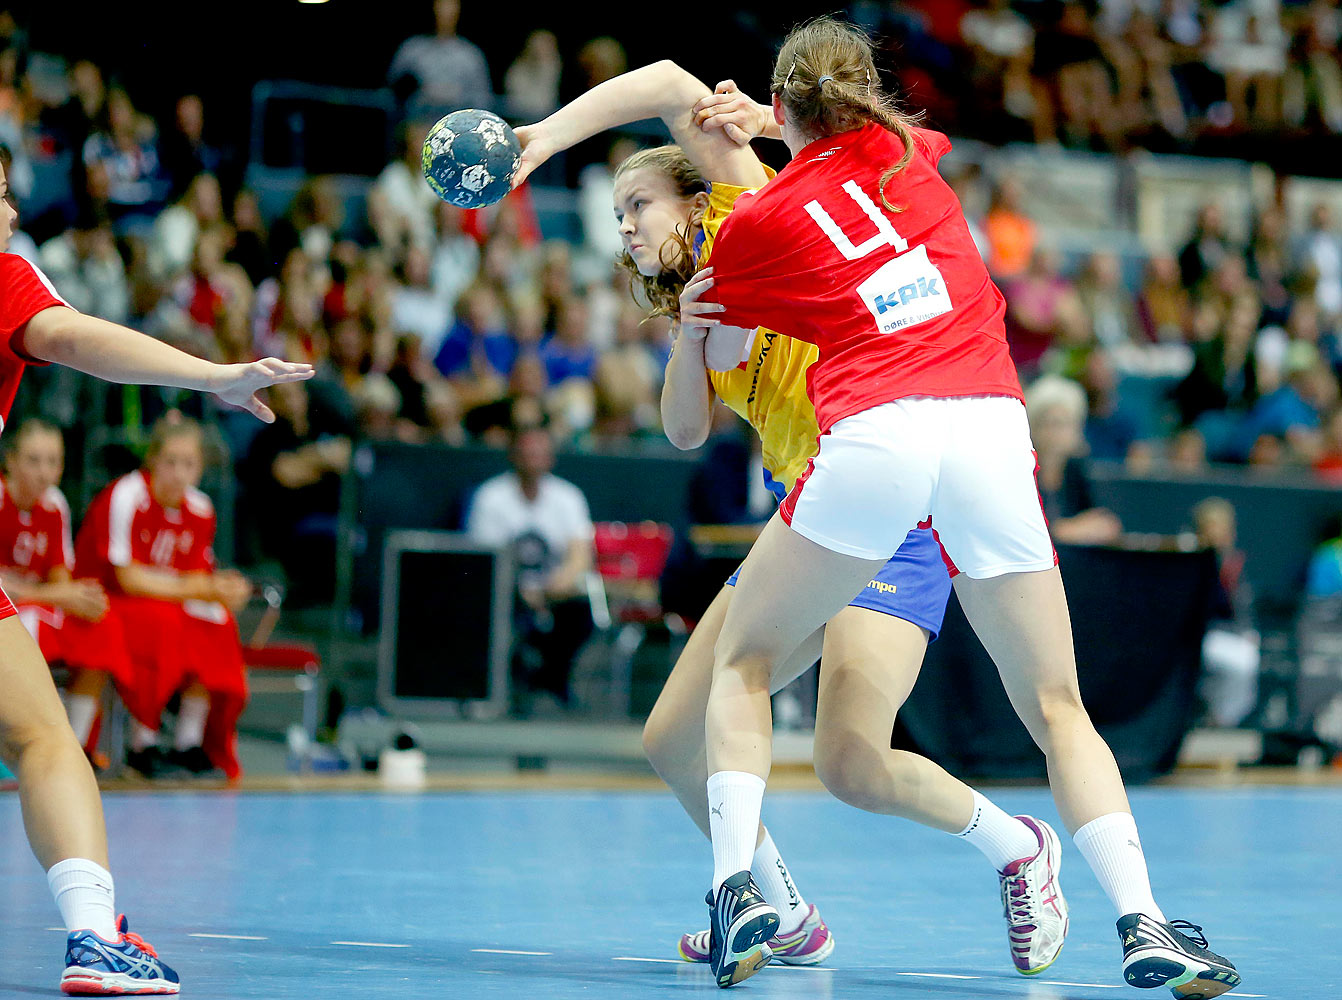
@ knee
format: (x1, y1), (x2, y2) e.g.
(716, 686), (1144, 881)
(641, 709), (675, 774)
(813, 727), (908, 811)
(1025, 688), (1094, 750)
(0, 719), (78, 770)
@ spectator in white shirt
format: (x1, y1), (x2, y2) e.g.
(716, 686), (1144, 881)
(466, 424), (596, 709)
(388, 0), (493, 117)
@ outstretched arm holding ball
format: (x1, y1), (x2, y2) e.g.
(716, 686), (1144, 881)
(512, 60), (770, 191)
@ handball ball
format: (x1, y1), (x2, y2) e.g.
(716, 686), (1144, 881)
(422, 109), (521, 209)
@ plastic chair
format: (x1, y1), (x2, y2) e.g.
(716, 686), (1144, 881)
(243, 583), (322, 753)
(591, 521), (682, 716)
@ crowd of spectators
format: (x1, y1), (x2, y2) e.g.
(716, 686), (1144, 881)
(859, 0), (1342, 154)
(0, 2), (1340, 587)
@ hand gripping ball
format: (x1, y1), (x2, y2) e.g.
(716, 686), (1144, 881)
(422, 109), (522, 209)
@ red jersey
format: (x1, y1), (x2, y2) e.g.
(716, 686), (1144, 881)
(708, 124), (1021, 433)
(75, 469), (217, 591)
(0, 476), (73, 583)
(0, 253), (67, 432)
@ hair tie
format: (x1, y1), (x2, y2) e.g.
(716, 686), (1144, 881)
(865, 68), (872, 93)
(785, 60), (796, 86)
(817, 75), (834, 86)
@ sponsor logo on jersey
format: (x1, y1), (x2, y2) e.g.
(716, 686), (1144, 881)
(855, 245), (954, 333)
(867, 579), (898, 595)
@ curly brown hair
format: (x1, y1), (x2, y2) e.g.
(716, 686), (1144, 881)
(772, 16), (924, 212)
(612, 145), (709, 320)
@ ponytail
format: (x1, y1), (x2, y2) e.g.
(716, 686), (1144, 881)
(772, 16), (923, 212)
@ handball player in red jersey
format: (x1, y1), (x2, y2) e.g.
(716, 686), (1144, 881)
(0, 420), (123, 762)
(0, 158), (313, 995)
(689, 17), (1239, 997)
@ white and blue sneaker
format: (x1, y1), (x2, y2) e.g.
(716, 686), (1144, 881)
(60, 915), (180, 995)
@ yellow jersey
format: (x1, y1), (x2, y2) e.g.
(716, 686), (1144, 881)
(696, 172), (820, 498)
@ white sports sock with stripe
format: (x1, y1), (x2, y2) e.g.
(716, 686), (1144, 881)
(47, 858), (117, 939)
(1073, 812), (1166, 922)
(708, 771), (766, 893)
(751, 830), (808, 934)
(954, 789), (1040, 870)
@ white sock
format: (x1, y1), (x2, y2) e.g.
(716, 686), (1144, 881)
(174, 696), (209, 751)
(1073, 812), (1166, 922)
(130, 722), (159, 752)
(47, 858), (117, 939)
(751, 829), (807, 933)
(707, 770), (766, 893)
(66, 695), (99, 747)
(953, 789), (1041, 870)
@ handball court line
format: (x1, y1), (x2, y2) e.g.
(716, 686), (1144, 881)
(189, 933), (268, 941)
(329, 940), (412, 948)
(472, 948), (553, 955)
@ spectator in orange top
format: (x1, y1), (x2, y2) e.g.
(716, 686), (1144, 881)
(983, 176), (1036, 280)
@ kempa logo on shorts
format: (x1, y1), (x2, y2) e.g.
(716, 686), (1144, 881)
(867, 580), (897, 595)
(873, 276), (942, 315)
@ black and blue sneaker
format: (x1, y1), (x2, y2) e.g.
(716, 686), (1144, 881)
(60, 914), (180, 995)
(1118, 913), (1240, 999)
(707, 870), (779, 988)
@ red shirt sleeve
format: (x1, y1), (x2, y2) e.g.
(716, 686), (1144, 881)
(705, 204), (821, 341)
(0, 254), (68, 367)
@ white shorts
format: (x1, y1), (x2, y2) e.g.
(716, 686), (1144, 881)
(780, 395), (1056, 578)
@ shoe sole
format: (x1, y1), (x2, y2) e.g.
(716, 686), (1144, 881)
(1123, 949), (1241, 999)
(61, 970), (179, 996)
(713, 905), (780, 988)
(1012, 817), (1069, 976)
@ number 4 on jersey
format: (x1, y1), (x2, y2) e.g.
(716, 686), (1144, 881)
(804, 180), (909, 260)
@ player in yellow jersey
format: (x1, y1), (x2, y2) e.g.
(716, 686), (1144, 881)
(513, 63), (1069, 986)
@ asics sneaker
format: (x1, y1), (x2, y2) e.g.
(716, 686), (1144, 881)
(707, 870), (779, 988)
(999, 815), (1069, 976)
(1118, 913), (1240, 998)
(679, 902), (834, 966)
(60, 915), (180, 995)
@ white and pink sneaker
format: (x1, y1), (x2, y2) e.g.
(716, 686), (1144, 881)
(999, 815), (1069, 976)
(679, 903), (834, 966)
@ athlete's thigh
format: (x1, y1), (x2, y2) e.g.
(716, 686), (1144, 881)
(0, 615), (70, 746)
(717, 512), (886, 685)
(952, 568), (1083, 731)
(930, 396), (1055, 579)
(815, 606), (929, 746)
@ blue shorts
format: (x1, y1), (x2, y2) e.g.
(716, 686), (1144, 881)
(725, 525), (952, 640)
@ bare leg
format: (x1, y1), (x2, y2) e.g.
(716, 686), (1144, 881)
(953, 567), (1130, 833)
(643, 586), (824, 839)
(707, 513), (886, 779)
(812, 607), (974, 832)
(0, 616), (109, 869)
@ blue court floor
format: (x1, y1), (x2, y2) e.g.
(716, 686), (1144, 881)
(3, 786), (1337, 998)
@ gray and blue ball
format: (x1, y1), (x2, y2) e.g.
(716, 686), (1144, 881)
(422, 109), (521, 209)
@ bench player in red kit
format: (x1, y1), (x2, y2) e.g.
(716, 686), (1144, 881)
(0, 420), (128, 763)
(0, 156), (312, 994)
(72, 417), (251, 782)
